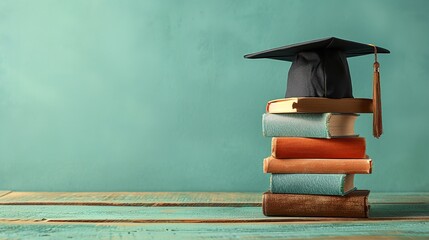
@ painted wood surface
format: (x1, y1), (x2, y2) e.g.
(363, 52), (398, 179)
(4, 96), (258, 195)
(0, 204), (428, 223)
(0, 192), (428, 239)
(0, 191), (11, 198)
(0, 192), (261, 206)
(0, 221), (428, 239)
(370, 192), (429, 204)
(1, 191), (428, 206)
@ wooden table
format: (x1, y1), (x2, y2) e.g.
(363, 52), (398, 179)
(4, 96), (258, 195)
(0, 191), (428, 239)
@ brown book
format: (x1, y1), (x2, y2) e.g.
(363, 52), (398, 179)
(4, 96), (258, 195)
(272, 137), (366, 159)
(266, 97), (372, 113)
(263, 190), (370, 217)
(263, 156), (372, 174)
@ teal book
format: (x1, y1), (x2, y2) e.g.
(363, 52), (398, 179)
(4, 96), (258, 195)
(262, 113), (358, 138)
(270, 174), (356, 196)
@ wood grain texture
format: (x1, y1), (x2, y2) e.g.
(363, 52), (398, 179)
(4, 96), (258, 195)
(0, 204), (427, 223)
(1, 192), (428, 206)
(369, 192), (429, 204)
(0, 191), (11, 198)
(0, 192), (428, 239)
(0, 192), (261, 206)
(0, 221), (428, 239)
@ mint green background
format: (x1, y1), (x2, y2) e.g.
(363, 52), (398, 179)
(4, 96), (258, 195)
(0, 0), (428, 191)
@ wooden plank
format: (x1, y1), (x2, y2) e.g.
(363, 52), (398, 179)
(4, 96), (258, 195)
(0, 204), (427, 223)
(370, 192), (429, 204)
(0, 192), (427, 206)
(0, 192), (261, 206)
(371, 204), (429, 218)
(0, 192), (427, 239)
(0, 221), (427, 239)
(0, 191), (12, 198)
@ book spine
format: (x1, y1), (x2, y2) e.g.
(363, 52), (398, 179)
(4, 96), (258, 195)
(263, 157), (372, 174)
(270, 174), (355, 196)
(262, 191), (370, 217)
(262, 113), (330, 138)
(272, 137), (366, 159)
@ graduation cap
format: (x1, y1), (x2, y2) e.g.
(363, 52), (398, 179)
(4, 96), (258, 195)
(244, 37), (390, 138)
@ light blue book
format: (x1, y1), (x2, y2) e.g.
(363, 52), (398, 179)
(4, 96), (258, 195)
(270, 174), (356, 196)
(262, 113), (358, 138)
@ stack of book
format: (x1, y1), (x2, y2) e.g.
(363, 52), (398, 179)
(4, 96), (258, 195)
(261, 97), (373, 218)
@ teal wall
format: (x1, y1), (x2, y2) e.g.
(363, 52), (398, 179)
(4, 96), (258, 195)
(0, 0), (428, 192)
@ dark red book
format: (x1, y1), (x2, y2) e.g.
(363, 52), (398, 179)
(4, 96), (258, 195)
(263, 190), (370, 218)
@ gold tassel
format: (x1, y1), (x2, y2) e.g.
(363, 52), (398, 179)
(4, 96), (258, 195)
(370, 44), (382, 138)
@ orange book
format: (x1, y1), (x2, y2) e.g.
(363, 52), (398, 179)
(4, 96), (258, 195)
(263, 156), (372, 174)
(272, 137), (366, 159)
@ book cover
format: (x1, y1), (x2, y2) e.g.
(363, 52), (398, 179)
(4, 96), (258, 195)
(262, 113), (357, 138)
(272, 137), (366, 159)
(263, 190), (370, 217)
(266, 97), (372, 114)
(270, 174), (356, 196)
(263, 156), (372, 174)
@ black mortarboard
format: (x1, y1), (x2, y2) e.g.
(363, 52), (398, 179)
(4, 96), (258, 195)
(245, 37), (390, 138)
(244, 37), (389, 98)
